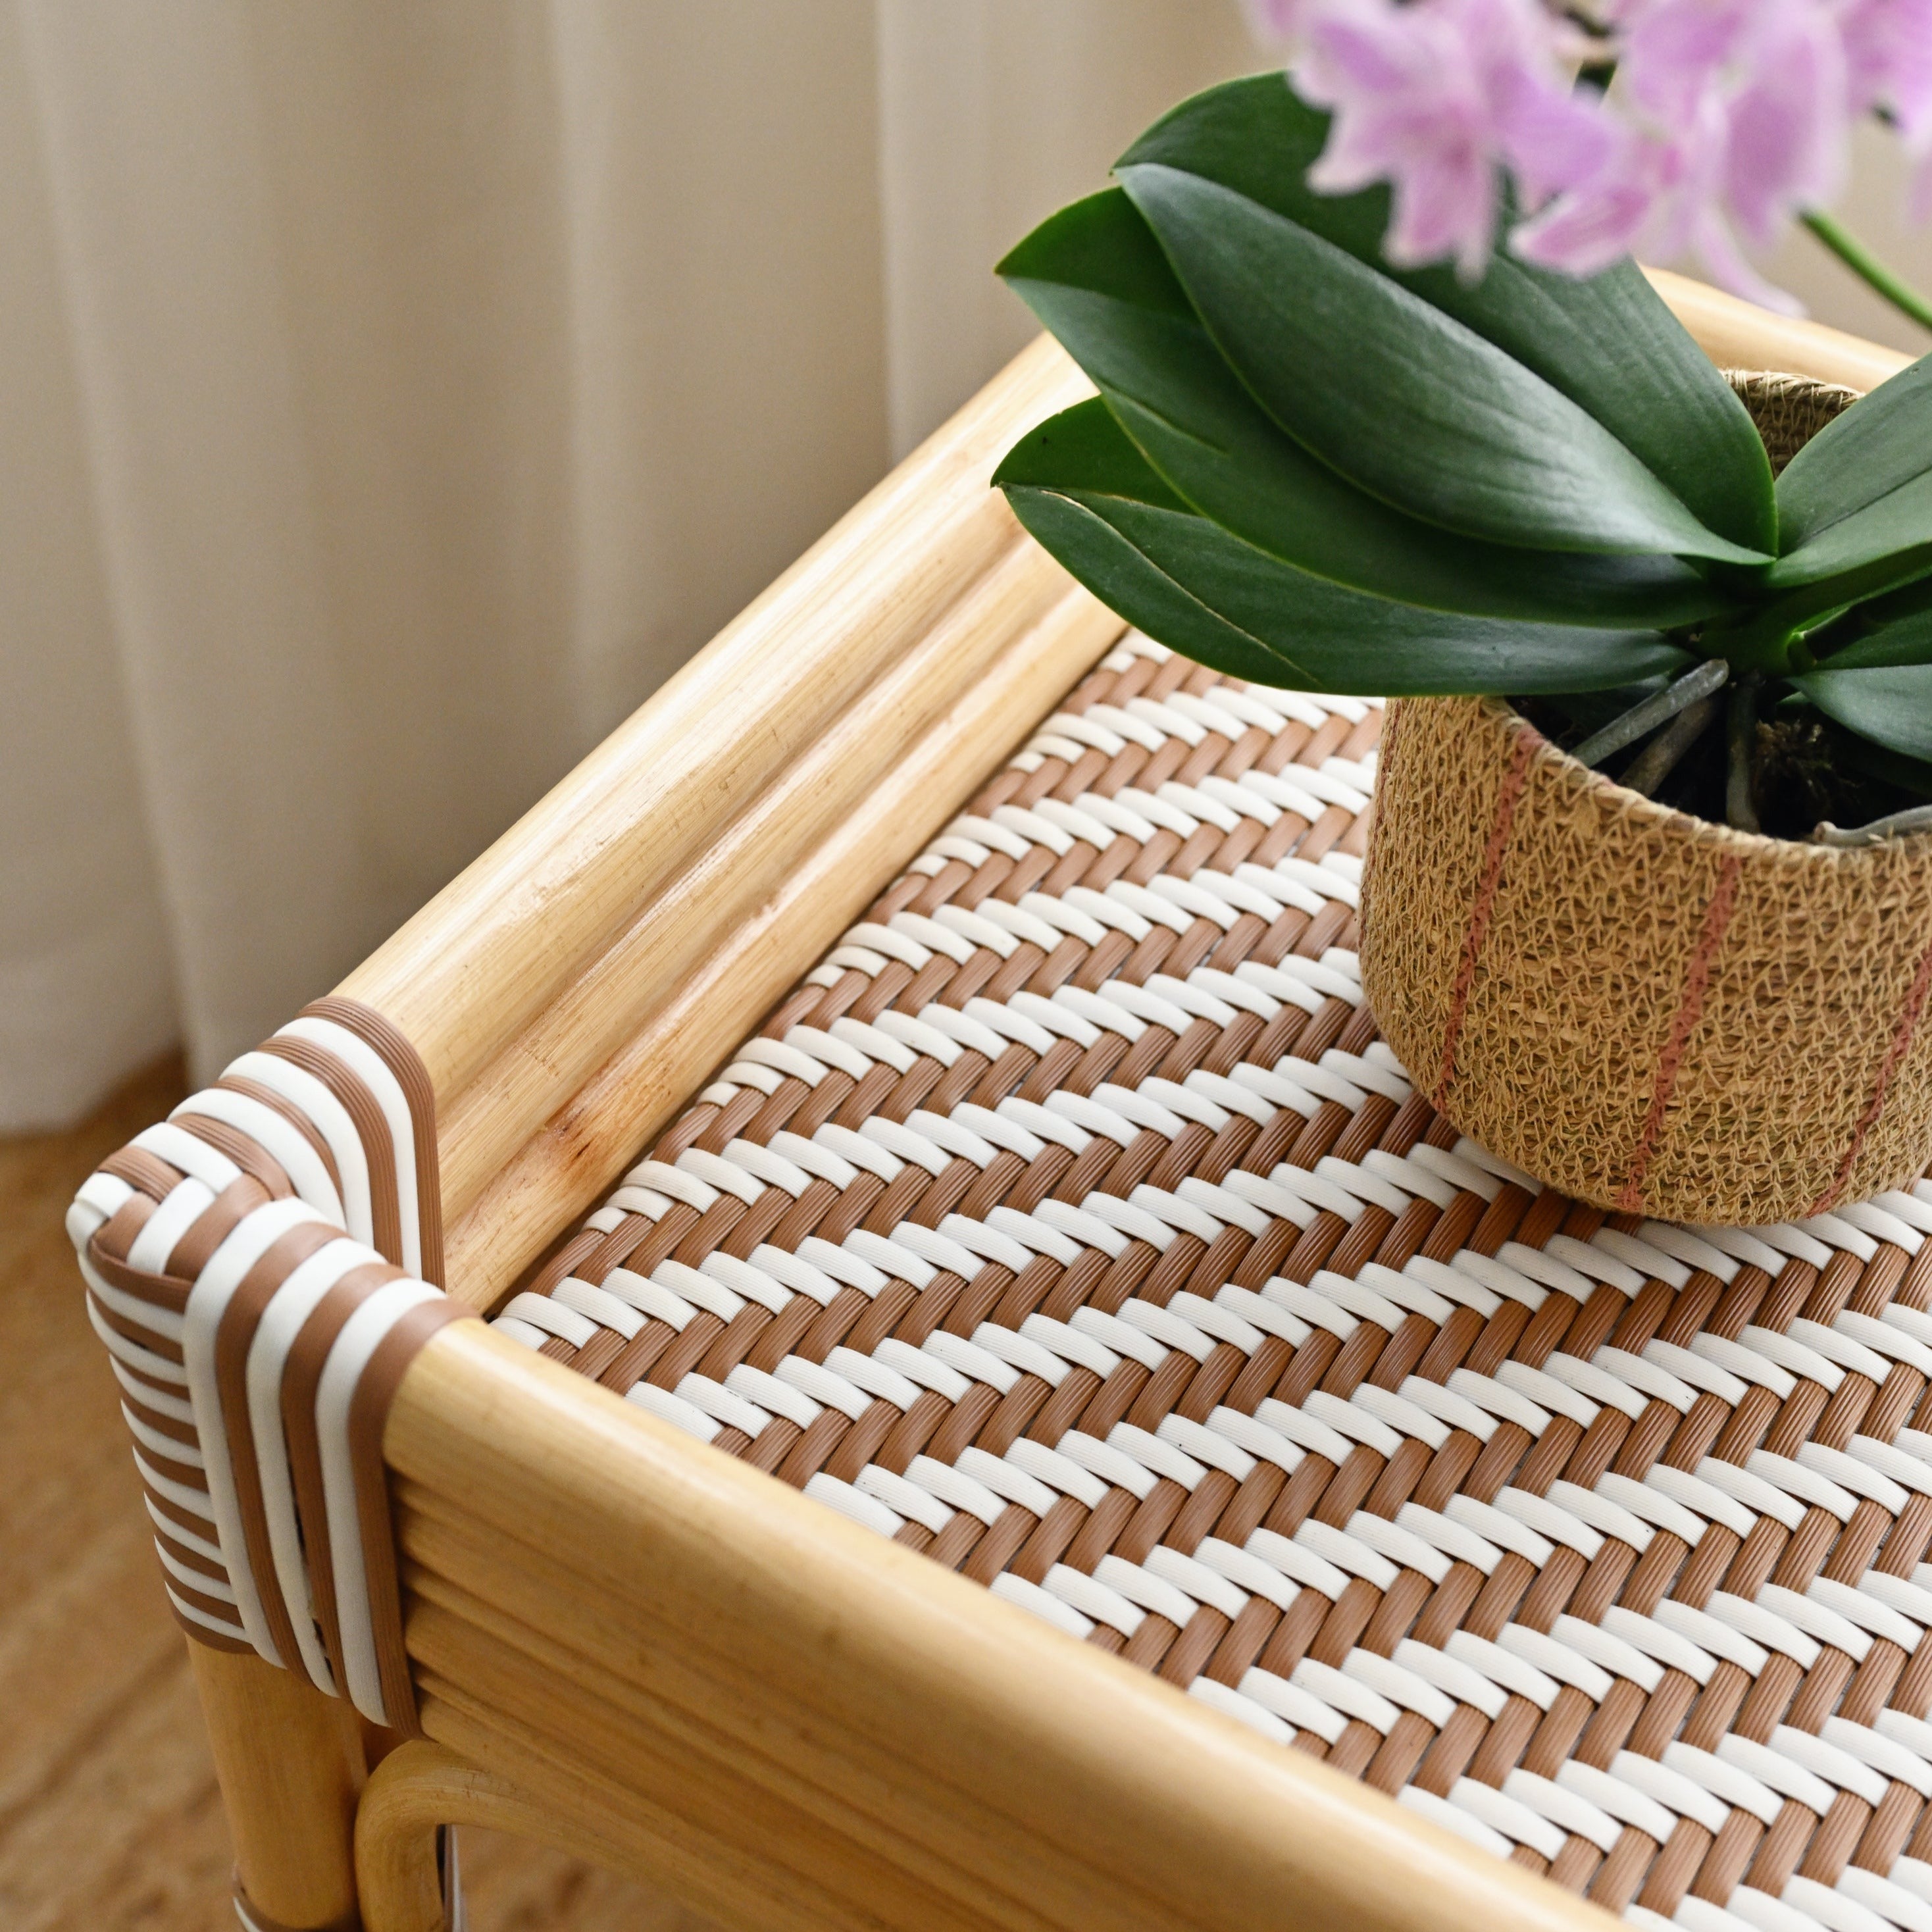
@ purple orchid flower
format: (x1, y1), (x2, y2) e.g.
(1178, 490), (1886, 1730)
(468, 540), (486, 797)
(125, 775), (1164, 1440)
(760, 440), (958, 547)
(1841, 0), (1932, 213)
(1515, 0), (1850, 310)
(1293, 0), (1612, 278)
(1258, 0), (1932, 311)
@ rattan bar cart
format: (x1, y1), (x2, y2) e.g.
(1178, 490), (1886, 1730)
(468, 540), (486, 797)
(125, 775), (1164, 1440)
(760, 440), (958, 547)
(70, 275), (1929, 1932)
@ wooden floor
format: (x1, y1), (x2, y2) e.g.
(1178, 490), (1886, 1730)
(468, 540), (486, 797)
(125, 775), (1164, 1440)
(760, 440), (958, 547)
(0, 1058), (709, 1931)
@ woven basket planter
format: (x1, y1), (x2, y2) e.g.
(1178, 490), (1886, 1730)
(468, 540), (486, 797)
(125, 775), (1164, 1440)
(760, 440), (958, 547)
(1362, 377), (1932, 1225)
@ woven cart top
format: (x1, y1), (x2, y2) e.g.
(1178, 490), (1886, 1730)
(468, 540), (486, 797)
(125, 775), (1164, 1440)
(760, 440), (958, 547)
(501, 630), (1932, 1932)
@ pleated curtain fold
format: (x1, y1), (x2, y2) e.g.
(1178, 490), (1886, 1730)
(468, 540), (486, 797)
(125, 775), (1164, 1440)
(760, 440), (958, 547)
(0, 0), (1255, 1127)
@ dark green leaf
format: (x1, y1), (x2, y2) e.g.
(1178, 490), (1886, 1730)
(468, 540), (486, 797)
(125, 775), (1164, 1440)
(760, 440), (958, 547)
(1807, 611), (1932, 671)
(998, 399), (1693, 695)
(994, 391), (1195, 509)
(999, 190), (1729, 628)
(1769, 356), (1932, 607)
(1852, 571), (1932, 630)
(1004, 488), (1296, 688)
(1766, 470), (1932, 597)
(1117, 163), (1767, 563)
(1831, 724), (1932, 802)
(1117, 76), (1777, 556)
(1794, 661), (1932, 763)
(996, 176), (1201, 322)
(1779, 352), (1932, 549)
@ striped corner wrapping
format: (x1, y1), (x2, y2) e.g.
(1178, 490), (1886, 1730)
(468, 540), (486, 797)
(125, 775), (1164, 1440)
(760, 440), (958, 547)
(66, 994), (468, 1737)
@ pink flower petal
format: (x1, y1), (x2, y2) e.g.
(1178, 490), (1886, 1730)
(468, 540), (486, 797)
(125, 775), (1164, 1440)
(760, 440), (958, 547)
(1690, 204), (1808, 313)
(1841, 0), (1932, 141)
(1510, 182), (1655, 274)
(1274, 0), (1921, 293)
(1386, 146), (1502, 277)
(1494, 67), (1618, 203)
(1721, 5), (1848, 243)
(1621, 0), (1756, 123)
(1510, 125), (1674, 274)
(1294, 0), (1592, 278)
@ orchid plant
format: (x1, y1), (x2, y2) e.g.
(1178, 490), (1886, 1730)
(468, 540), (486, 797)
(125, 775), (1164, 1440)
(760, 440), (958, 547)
(993, 75), (1932, 842)
(1242, 0), (1932, 327)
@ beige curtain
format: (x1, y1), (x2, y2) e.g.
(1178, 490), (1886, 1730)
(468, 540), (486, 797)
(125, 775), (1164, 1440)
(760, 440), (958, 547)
(1, 0), (1256, 1128)
(10, 4), (1923, 1131)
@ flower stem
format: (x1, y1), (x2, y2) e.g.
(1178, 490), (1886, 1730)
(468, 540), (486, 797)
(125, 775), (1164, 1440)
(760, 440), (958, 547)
(1802, 210), (1932, 336)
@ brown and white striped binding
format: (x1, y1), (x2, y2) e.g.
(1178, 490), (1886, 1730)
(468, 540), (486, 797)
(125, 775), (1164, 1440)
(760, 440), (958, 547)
(503, 632), (1932, 1932)
(66, 995), (466, 1734)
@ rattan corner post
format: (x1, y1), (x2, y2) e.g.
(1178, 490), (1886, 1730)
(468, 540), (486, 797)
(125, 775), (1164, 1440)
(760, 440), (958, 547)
(71, 281), (1923, 1932)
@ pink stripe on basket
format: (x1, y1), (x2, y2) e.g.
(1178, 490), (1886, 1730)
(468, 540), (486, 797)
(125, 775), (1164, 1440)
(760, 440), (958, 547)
(1615, 856), (1744, 1215)
(1432, 726), (1540, 1110)
(1810, 928), (1932, 1215)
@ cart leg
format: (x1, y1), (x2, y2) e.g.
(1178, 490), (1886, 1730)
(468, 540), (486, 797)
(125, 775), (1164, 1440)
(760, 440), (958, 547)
(354, 1742), (467, 1932)
(190, 1642), (367, 1931)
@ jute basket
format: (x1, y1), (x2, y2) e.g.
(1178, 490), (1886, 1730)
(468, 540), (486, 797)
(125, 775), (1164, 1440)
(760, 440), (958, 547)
(1361, 372), (1932, 1226)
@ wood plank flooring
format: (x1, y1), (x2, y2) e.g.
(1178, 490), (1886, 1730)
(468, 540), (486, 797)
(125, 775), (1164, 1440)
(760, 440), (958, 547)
(0, 1058), (707, 1931)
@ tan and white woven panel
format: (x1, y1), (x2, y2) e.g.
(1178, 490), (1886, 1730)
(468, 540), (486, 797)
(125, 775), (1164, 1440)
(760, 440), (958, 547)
(504, 632), (1932, 1932)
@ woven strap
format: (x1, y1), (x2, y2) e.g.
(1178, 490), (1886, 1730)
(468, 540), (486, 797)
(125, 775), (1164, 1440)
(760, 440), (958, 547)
(68, 997), (467, 1732)
(501, 630), (1932, 1931)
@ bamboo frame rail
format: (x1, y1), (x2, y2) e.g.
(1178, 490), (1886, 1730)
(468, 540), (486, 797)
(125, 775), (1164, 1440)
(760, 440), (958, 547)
(380, 1323), (1607, 1932)
(336, 335), (1115, 1309)
(440, 573), (1121, 1306)
(355, 1742), (604, 1932)
(191, 1646), (367, 1931)
(1643, 267), (1912, 392)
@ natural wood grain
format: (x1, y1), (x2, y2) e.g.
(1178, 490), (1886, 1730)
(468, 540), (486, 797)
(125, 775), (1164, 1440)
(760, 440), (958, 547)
(442, 576), (1123, 1307)
(394, 1502), (1169, 1929)
(361, 1738), (832, 1932)
(339, 282), (1898, 1152)
(357, 1742), (472, 1932)
(0, 1061), (693, 1932)
(36, 289), (1912, 1931)
(457, 1824), (708, 1932)
(1646, 265), (1914, 388)
(417, 1685), (1002, 1932)
(188, 1647), (363, 1929)
(343, 332), (1111, 1306)
(432, 544), (1100, 1225)
(337, 332), (1092, 1108)
(405, 1576), (1033, 1932)
(386, 1320), (1610, 1932)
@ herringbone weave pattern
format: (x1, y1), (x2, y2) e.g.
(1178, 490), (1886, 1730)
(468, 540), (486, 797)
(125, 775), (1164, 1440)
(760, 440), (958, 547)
(501, 631), (1932, 1932)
